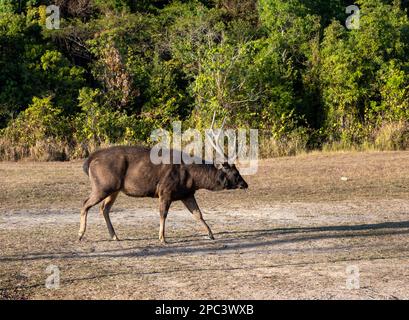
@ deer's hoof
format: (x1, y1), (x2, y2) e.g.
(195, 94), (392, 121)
(78, 233), (84, 241)
(159, 239), (167, 245)
(208, 234), (215, 240)
(112, 235), (120, 241)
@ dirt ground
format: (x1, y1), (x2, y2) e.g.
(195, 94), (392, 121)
(1, 151), (409, 300)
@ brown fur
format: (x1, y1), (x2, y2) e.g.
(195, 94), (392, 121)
(79, 145), (248, 243)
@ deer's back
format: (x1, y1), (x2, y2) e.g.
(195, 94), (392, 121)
(85, 146), (194, 199)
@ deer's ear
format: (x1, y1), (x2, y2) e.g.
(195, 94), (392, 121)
(214, 162), (223, 170)
(215, 162), (231, 172)
(222, 162), (230, 169)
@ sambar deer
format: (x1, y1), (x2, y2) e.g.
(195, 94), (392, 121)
(78, 115), (248, 243)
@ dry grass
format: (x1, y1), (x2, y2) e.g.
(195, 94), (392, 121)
(1, 150), (409, 210)
(259, 131), (309, 158)
(1, 151), (409, 299)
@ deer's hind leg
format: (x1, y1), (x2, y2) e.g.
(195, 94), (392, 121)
(99, 191), (119, 241)
(78, 191), (107, 241)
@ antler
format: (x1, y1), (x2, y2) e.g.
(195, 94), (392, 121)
(206, 112), (238, 164)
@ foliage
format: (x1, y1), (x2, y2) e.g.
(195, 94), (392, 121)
(74, 87), (140, 147)
(1, 0), (409, 159)
(0, 96), (71, 160)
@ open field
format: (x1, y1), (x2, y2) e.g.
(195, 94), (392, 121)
(1, 151), (409, 299)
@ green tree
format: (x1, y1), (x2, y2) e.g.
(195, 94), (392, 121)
(320, 0), (409, 142)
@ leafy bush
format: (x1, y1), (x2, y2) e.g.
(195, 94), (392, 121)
(73, 88), (141, 156)
(1, 0), (409, 160)
(0, 96), (70, 160)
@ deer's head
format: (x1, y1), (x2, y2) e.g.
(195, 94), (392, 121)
(207, 112), (248, 190)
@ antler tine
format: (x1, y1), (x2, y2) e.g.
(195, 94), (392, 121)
(210, 111), (217, 130)
(206, 133), (226, 160)
(206, 112), (228, 162)
(212, 116), (226, 142)
(220, 116), (226, 131)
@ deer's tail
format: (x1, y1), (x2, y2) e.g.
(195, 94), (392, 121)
(83, 157), (91, 176)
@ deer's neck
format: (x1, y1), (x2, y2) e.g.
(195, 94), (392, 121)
(189, 165), (221, 191)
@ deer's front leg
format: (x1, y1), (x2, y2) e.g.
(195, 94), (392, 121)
(182, 196), (215, 240)
(159, 197), (171, 244)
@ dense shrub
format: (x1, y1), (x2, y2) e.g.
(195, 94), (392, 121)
(0, 96), (71, 160)
(1, 0), (409, 160)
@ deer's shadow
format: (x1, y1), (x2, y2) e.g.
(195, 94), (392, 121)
(2, 220), (409, 262)
(3, 220), (409, 292)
